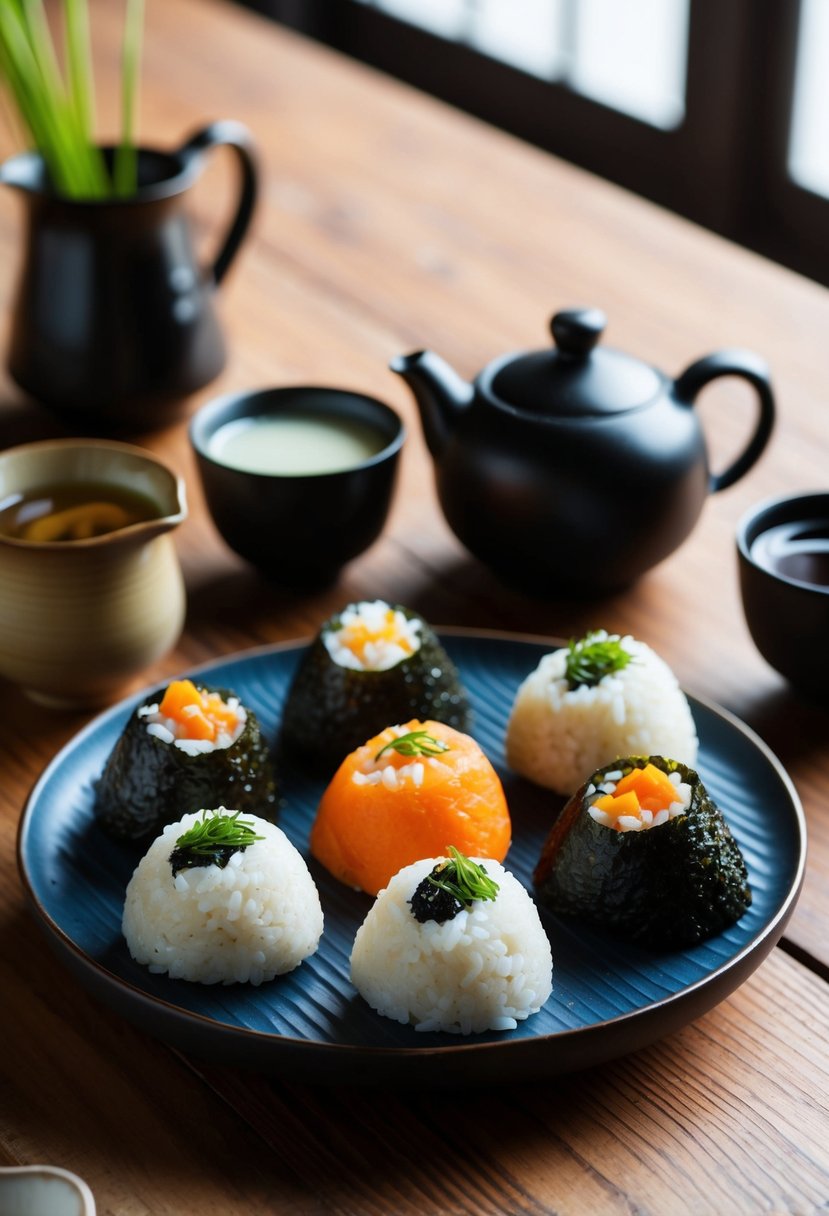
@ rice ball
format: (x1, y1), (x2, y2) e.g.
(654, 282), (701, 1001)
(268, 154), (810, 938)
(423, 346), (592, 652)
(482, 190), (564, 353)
(123, 809), (323, 985)
(506, 632), (698, 796)
(350, 857), (553, 1034)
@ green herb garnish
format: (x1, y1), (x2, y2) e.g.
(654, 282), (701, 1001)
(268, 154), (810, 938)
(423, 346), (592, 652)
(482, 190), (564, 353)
(427, 846), (499, 907)
(564, 632), (633, 690)
(169, 809), (263, 876)
(409, 847), (500, 924)
(375, 729), (450, 761)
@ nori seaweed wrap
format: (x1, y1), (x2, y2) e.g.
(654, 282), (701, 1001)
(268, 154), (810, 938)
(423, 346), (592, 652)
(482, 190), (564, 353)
(281, 601), (471, 772)
(533, 755), (751, 949)
(95, 682), (277, 843)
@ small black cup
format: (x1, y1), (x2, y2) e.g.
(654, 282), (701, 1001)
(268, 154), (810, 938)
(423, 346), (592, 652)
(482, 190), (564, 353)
(190, 386), (404, 587)
(737, 491), (829, 696)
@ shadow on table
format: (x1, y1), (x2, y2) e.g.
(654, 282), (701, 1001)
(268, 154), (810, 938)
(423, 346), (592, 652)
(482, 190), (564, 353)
(184, 563), (336, 646)
(735, 683), (829, 777)
(182, 1055), (667, 1211)
(378, 552), (625, 640)
(182, 551), (629, 664)
(0, 396), (71, 448)
(0, 395), (178, 448)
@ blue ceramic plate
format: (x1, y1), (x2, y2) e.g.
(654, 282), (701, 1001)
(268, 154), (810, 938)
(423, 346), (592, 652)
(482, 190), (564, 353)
(18, 632), (806, 1086)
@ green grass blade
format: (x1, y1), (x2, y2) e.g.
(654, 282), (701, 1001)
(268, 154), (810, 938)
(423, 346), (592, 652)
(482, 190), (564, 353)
(113, 0), (144, 196)
(21, 0), (108, 195)
(0, 0), (109, 197)
(0, 3), (79, 193)
(0, 0), (144, 199)
(64, 0), (95, 141)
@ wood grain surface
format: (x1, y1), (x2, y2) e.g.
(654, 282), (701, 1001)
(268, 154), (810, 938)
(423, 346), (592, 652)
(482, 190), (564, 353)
(1, 1), (828, 1212)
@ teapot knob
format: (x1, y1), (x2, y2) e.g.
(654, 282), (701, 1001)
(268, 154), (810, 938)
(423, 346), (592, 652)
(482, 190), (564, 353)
(550, 308), (607, 358)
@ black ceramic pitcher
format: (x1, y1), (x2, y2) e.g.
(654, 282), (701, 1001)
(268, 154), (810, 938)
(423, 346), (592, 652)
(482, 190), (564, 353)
(0, 121), (258, 431)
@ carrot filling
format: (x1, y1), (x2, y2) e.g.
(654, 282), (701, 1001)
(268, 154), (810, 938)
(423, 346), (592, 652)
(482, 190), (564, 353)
(138, 679), (246, 755)
(587, 762), (691, 832)
(324, 601), (421, 671)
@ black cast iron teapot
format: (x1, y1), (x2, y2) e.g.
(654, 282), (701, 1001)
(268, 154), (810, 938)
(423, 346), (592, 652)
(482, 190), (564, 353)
(391, 308), (775, 595)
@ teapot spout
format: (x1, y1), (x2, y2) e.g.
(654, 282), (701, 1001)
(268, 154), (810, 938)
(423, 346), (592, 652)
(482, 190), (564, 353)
(390, 350), (473, 458)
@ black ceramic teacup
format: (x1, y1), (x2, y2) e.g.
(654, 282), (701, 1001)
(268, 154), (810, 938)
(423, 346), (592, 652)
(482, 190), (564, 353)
(737, 491), (829, 696)
(190, 386), (404, 588)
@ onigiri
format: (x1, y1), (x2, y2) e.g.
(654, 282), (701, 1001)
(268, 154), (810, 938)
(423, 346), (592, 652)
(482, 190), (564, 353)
(506, 630), (698, 796)
(350, 851), (553, 1034)
(123, 807), (323, 985)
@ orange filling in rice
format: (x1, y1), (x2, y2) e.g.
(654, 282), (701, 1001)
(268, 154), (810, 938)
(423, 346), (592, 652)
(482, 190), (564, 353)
(589, 762), (689, 832)
(158, 679), (241, 743)
(337, 608), (416, 666)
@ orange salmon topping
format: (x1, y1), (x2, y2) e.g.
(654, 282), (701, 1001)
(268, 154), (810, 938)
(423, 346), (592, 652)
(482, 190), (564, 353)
(310, 719), (511, 896)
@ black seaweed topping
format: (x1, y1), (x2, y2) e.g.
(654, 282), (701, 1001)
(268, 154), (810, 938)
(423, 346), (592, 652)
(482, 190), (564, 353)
(170, 842), (244, 877)
(409, 848), (499, 924)
(409, 876), (465, 924)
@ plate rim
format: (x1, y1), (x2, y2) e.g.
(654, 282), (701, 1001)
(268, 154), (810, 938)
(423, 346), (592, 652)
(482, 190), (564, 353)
(16, 628), (808, 1067)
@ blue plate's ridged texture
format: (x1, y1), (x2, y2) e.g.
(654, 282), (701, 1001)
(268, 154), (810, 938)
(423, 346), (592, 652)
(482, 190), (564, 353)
(18, 634), (806, 1082)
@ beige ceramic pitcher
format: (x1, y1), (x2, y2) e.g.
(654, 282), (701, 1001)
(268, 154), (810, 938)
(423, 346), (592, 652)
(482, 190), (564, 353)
(0, 439), (186, 707)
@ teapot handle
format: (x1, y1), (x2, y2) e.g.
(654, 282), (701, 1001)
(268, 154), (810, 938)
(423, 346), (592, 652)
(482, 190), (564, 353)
(674, 349), (775, 492)
(177, 121), (259, 286)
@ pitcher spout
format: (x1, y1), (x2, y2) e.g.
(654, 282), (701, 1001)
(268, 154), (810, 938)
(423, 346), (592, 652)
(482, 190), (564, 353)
(116, 472), (187, 546)
(0, 150), (46, 193)
(390, 350), (473, 459)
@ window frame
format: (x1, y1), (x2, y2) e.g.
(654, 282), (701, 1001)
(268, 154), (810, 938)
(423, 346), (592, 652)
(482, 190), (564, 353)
(239, 0), (829, 286)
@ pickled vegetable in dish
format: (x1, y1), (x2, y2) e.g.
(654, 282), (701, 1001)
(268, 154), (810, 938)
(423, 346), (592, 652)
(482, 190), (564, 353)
(534, 755), (751, 949)
(0, 480), (158, 541)
(95, 679), (277, 843)
(310, 720), (511, 896)
(281, 600), (471, 771)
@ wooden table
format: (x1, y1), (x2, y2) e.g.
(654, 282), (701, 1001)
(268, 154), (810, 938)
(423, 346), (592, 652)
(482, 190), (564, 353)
(2, 1), (828, 1211)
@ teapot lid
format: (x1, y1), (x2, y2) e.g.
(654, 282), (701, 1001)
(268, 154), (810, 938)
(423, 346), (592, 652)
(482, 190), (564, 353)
(488, 308), (662, 416)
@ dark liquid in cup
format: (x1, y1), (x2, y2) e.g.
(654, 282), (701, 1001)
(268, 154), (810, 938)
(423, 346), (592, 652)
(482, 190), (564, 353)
(750, 518), (829, 589)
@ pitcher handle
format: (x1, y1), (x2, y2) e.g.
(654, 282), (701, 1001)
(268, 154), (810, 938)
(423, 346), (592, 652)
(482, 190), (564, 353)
(177, 120), (259, 286)
(674, 349), (775, 492)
